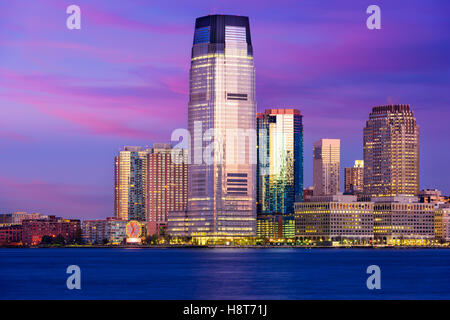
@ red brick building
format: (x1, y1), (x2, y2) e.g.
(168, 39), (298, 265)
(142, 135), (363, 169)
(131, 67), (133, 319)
(0, 225), (23, 245)
(22, 216), (81, 246)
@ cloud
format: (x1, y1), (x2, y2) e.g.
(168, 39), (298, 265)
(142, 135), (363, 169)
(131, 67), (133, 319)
(0, 175), (110, 219)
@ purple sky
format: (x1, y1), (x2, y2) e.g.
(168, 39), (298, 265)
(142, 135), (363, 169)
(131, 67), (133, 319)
(0, 0), (449, 219)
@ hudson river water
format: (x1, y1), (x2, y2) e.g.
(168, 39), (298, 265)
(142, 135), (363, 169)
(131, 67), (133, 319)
(1, 248), (449, 299)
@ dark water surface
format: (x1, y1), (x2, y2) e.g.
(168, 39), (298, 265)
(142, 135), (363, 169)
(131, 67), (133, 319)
(0, 248), (449, 299)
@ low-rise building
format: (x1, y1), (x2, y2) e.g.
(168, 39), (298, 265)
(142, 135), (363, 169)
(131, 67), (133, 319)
(22, 216), (81, 246)
(373, 196), (435, 245)
(257, 215), (295, 239)
(435, 204), (450, 243)
(82, 217), (127, 244)
(0, 225), (23, 245)
(295, 194), (374, 244)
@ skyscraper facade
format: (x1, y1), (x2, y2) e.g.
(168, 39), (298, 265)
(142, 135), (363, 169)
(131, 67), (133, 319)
(186, 15), (257, 238)
(114, 146), (149, 221)
(363, 105), (419, 197)
(147, 144), (188, 235)
(344, 160), (364, 194)
(313, 139), (340, 196)
(257, 109), (303, 215)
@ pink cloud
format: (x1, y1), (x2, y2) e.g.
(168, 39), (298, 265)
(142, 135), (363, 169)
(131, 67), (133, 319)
(0, 175), (110, 219)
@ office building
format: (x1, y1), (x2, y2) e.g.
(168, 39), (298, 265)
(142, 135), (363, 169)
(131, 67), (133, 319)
(186, 15), (257, 239)
(257, 109), (303, 215)
(435, 204), (450, 243)
(363, 105), (419, 197)
(256, 215), (295, 239)
(313, 139), (340, 196)
(295, 194), (374, 244)
(373, 196), (434, 245)
(344, 160), (364, 195)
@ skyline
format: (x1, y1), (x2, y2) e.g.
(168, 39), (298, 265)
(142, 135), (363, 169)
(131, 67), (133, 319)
(1, 0), (449, 219)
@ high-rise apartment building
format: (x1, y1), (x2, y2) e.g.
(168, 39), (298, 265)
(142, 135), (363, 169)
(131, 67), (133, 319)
(344, 160), (364, 194)
(147, 144), (188, 235)
(115, 144), (188, 232)
(313, 139), (340, 196)
(363, 104), (419, 197)
(186, 15), (257, 238)
(257, 109), (303, 215)
(114, 146), (149, 221)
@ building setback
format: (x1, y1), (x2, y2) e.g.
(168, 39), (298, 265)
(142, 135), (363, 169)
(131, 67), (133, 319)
(363, 105), (419, 197)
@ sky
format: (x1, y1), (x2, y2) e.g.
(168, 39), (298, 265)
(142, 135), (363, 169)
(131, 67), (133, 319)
(0, 0), (449, 219)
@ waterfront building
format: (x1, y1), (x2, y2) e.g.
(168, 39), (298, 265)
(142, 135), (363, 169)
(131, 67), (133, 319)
(435, 204), (450, 243)
(363, 105), (419, 197)
(0, 224), (22, 245)
(313, 139), (340, 196)
(257, 109), (303, 215)
(256, 215), (295, 239)
(167, 211), (189, 238)
(373, 196), (434, 245)
(147, 144), (188, 235)
(22, 216), (81, 246)
(344, 160), (364, 195)
(186, 15), (257, 239)
(82, 217), (127, 245)
(294, 194), (374, 244)
(115, 146), (150, 221)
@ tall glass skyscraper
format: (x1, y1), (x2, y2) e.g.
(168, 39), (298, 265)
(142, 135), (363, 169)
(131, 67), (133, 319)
(257, 109), (303, 215)
(363, 104), (419, 197)
(186, 15), (257, 238)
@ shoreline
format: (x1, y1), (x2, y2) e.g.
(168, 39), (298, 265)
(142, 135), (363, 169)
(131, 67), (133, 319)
(1, 244), (449, 249)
